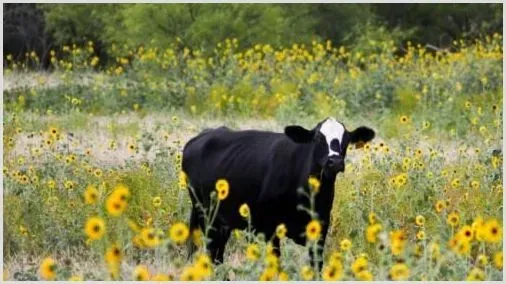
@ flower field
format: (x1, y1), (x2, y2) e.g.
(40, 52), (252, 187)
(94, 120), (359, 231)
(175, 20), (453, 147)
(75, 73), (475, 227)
(2, 34), (503, 281)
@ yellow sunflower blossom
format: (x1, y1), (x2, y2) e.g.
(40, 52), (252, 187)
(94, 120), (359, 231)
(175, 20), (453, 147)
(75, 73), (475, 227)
(169, 222), (189, 244)
(306, 220), (321, 241)
(389, 263), (410, 280)
(215, 179), (230, 200)
(39, 257), (57, 280)
(133, 265), (150, 281)
(85, 216), (106, 241)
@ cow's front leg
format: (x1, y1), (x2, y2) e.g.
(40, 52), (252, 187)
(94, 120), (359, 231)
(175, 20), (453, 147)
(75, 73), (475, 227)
(308, 238), (324, 273)
(207, 226), (231, 264)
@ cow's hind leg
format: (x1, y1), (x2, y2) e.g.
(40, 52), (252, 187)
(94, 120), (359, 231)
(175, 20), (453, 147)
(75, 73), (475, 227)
(186, 207), (202, 260)
(207, 225), (231, 264)
(271, 236), (281, 257)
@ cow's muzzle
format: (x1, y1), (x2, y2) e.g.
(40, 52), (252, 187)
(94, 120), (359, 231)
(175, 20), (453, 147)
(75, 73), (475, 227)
(326, 155), (345, 172)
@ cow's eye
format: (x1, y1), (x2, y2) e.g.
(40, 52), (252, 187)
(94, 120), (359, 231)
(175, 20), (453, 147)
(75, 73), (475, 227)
(330, 139), (340, 152)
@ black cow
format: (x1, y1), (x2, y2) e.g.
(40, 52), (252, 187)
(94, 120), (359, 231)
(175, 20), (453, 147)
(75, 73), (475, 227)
(182, 117), (375, 269)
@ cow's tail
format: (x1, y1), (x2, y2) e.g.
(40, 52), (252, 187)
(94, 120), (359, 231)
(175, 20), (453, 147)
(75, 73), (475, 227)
(186, 207), (199, 260)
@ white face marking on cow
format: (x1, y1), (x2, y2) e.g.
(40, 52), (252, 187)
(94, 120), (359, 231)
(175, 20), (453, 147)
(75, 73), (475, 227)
(319, 118), (345, 156)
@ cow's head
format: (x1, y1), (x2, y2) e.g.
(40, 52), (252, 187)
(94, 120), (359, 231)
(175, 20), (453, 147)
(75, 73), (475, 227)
(284, 117), (375, 175)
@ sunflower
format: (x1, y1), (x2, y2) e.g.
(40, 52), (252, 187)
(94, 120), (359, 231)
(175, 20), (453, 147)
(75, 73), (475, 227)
(366, 223), (382, 243)
(472, 216), (486, 241)
(416, 230), (425, 240)
(322, 262), (343, 281)
(390, 230), (406, 255)
(169, 222), (189, 244)
(140, 227), (161, 248)
(449, 236), (470, 255)
(276, 223), (287, 239)
(399, 115), (409, 124)
(470, 180), (480, 190)
(305, 220), (321, 241)
(40, 257), (57, 280)
(494, 251), (502, 270)
(458, 225), (474, 242)
(49, 127), (59, 137)
(239, 203), (250, 218)
(259, 247), (275, 267)
(127, 142), (138, 154)
(152, 197), (162, 208)
(328, 251), (342, 265)
(215, 179), (229, 200)
(85, 216), (106, 241)
(111, 184), (130, 202)
(179, 171), (188, 189)
(19, 225), (29, 237)
(351, 256), (368, 275)
(356, 270), (373, 281)
(133, 265), (150, 281)
(447, 211), (460, 227)
(106, 195), (126, 217)
(180, 266), (202, 281)
(451, 178), (461, 188)
(127, 219), (141, 233)
(195, 253), (213, 278)
(68, 275), (83, 281)
(94, 168), (103, 178)
(340, 238), (352, 251)
(435, 200), (445, 213)
(19, 175), (29, 185)
(466, 268), (485, 281)
(64, 180), (75, 191)
(151, 274), (171, 281)
(105, 244), (123, 265)
(246, 244), (260, 261)
(300, 265), (314, 280)
(84, 185), (99, 205)
(368, 212), (377, 224)
(259, 268), (277, 281)
(278, 271), (289, 281)
(476, 254), (488, 267)
(422, 120), (431, 129)
(389, 263), (410, 280)
(482, 219), (502, 243)
(308, 176), (321, 193)
(415, 215), (425, 227)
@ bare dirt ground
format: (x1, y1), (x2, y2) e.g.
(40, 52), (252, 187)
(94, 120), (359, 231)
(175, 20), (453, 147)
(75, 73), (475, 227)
(3, 71), (101, 91)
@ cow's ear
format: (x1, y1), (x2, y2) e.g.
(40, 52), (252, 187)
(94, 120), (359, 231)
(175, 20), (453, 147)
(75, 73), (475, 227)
(284, 125), (314, 143)
(350, 126), (375, 144)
